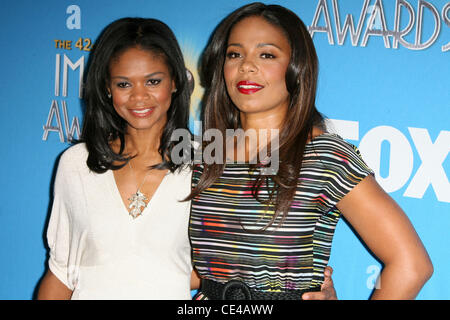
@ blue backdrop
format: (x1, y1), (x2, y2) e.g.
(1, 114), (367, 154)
(0, 0), (448, 299)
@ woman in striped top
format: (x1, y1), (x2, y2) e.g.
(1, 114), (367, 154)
(188, 2), (433, 300)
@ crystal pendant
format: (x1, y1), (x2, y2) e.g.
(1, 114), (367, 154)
(128, 190), (148, 219)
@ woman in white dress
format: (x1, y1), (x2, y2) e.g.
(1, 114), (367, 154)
(37, 18), (195, 300)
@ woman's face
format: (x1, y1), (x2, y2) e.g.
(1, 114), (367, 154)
(224, 16), (291, 118)
(108, 47), (176, 133)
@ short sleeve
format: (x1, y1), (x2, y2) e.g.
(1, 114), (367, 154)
(311, 134), (374, 212)
(46, 155), (73, 290)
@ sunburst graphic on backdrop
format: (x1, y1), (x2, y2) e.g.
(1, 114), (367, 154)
(180, 41), (204, 134)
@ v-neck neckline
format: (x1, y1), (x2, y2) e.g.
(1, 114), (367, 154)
(108, 169), (170, 220)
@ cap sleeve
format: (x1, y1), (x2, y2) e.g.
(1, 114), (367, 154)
(310, 134), (374, 212)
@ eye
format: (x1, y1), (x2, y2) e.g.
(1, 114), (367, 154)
(147, 79), (162, 86)
(116, 81), (130, 88)
(226, 51), (241, 59)
(261, 53), (276, 59)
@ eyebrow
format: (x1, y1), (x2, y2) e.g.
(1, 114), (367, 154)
(227, 43), (283, 50)
(110, 72), (165, 79)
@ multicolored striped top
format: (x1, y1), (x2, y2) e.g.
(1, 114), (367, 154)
(189, 133), (373, 296)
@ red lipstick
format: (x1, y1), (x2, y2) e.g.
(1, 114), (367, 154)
(237, 81), (264, 94)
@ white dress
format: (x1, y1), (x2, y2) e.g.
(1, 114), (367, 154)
(47, 143), (193, 299)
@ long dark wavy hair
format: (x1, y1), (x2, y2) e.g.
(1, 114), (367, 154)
(81, 18), (191, 173)
(189, 2), (325, 229)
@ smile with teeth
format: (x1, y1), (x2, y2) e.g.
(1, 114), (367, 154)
(239, 84), (262, 89)
(237, 81), (264, 94)
(129, 107), (154, 117)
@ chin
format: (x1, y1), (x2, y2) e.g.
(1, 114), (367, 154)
(126, 118), (156, 130)
(235, 103), (269, 114)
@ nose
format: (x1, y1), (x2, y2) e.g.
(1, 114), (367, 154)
(239, 57), (258, 74)
(130, 84), (150, 103)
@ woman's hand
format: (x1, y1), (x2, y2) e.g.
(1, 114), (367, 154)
(302, 266), (337, 300)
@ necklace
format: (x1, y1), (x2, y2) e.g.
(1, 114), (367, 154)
(127, 161), (151, 219)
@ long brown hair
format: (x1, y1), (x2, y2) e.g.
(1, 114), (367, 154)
(189, 2), (324, 230)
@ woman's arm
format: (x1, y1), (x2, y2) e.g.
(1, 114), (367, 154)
(190, 268), (201, 290)
(37, 270), (73, 300)
(337, 175), (433, 299)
